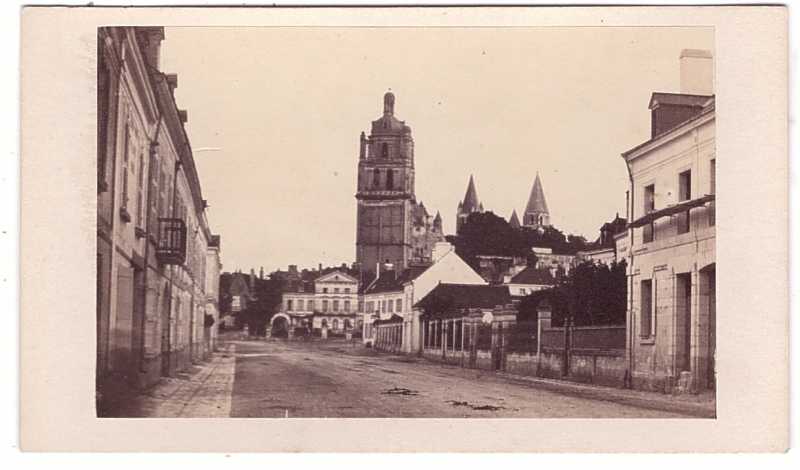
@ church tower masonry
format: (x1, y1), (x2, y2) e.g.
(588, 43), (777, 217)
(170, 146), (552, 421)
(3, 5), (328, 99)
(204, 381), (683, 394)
(356, 92), (442, 274)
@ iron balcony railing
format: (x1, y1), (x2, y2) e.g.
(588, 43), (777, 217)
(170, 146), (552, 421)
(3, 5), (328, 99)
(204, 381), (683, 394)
(155, 218), (187, 266)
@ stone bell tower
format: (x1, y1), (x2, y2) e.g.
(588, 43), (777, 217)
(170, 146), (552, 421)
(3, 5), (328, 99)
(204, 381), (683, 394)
(355, 91), (417, 274)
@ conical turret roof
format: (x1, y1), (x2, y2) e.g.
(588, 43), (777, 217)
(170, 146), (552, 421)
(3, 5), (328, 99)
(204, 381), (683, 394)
(461, 175), (481, 213)
(434, 211), (442, 222)
(509, 209), (521, 229)
(525, 173), (549, 214)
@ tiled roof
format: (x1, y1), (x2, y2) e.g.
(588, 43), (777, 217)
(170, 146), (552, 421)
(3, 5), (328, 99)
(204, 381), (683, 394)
(415, 283), (511, 314)
(509, 267), (556, 286)
(364, 266), (429, 295)
(623, 96), (715, 158)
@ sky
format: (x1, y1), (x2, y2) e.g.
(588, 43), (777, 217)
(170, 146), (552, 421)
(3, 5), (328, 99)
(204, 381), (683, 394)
(158, 27), (714, 274)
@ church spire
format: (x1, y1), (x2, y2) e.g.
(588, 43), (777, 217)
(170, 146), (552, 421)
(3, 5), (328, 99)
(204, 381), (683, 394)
(523, 172), (551, 229)
(509, 209), (521, 229)
(456, 175), (483, 234)
(462, 175), (481, 213)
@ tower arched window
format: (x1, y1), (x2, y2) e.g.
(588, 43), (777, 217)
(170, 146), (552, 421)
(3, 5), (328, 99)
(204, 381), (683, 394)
(373, 169), (381, 188)
(381, 143), (388, 158)
(386, 169), (394, 190)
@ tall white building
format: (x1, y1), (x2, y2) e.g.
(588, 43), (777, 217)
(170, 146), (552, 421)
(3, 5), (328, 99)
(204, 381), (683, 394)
(622, 49), (716, 393)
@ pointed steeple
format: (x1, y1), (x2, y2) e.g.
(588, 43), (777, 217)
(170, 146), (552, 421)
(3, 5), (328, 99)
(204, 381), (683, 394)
(433, 210), (443, 232)
(523, 172), (551, 228)
(509, 209), (521, 229)
(525, 173), (549, 214)
(462, 175), (481, 213)
(456, 174), (484, 234)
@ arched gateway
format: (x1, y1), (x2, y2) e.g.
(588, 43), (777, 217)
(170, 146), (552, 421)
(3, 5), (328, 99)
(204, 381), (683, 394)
(270, 313), (291, 339)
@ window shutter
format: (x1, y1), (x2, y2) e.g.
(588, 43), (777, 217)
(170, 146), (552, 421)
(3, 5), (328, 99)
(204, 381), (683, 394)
(113, 266), (135, 371)
(136, 152), (145, 227)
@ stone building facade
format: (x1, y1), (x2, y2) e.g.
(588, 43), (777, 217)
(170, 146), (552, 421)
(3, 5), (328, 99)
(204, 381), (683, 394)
(276, 270), (360, 337)
(96, 27), (220, 415)
(355, 92), (444, 275)
(622, 49), (716, 393)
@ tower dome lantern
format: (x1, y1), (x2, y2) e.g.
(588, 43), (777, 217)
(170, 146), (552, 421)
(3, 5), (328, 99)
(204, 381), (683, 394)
(383, 90), (395, 116)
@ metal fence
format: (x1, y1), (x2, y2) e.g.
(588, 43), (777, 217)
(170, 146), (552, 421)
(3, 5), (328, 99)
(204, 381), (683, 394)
(507, 321), (538, 353)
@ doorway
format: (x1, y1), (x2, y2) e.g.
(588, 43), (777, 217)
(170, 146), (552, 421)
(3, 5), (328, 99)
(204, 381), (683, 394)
(160, 286), (171, 377)
(676, 273), (692, 373)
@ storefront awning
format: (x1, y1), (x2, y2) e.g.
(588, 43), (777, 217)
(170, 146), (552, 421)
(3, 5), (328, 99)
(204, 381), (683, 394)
(627, 194), (715, 229)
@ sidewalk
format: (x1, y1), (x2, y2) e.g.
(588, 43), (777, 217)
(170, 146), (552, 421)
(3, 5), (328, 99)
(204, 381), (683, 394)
(129, 344), (236, 418)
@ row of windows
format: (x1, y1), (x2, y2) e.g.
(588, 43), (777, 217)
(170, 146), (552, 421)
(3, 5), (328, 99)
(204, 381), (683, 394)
(320, 287), (351, 294)
(286, 299), (352, 313)
(364, 298), (403, 315)
(641, 159), (715, 243)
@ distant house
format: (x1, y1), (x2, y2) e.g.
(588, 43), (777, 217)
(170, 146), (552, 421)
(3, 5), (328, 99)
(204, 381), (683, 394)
(276, 270), (360, 338)
(506, 266), (557, 297)
(218, 270), (254, 328)
(363, 242), (487, 353)
(577, 214), (628, 265)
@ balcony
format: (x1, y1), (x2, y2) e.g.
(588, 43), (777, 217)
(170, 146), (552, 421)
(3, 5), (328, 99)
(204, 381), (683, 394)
(155, 218), (187, 266)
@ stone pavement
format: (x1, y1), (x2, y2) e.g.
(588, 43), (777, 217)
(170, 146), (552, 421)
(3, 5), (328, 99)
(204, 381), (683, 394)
(130, 344), (236, 418)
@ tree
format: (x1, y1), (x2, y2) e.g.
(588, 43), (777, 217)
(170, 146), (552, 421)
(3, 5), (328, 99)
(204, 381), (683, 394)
(450, 213), (591, 268)
(239, 276), (283, 336)
(519, 259), (627, 327)
(451, 211), (529, 269)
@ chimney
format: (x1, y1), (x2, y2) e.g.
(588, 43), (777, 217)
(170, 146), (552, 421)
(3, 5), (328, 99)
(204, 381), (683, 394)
(680, 49), (714, 96)
(259, 267), (264, 279)
(250, 269), (255, 289)
(288, 265), (299, 278)
(319, 263), (323, 273)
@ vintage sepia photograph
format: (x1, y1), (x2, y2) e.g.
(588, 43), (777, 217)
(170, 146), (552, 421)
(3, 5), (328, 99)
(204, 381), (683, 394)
(94, 25), (719, 419)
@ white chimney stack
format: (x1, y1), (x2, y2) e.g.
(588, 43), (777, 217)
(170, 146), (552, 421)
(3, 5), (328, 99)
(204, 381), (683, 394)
(679, 49), (714, 96)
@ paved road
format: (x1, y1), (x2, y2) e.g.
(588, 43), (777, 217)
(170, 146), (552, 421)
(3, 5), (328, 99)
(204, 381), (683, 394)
(226, 339), (696, 419)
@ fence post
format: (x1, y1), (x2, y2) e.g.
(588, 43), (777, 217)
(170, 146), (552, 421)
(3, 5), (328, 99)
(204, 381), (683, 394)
(537, 300), (552, 357)
(562, 316), (571, 377)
